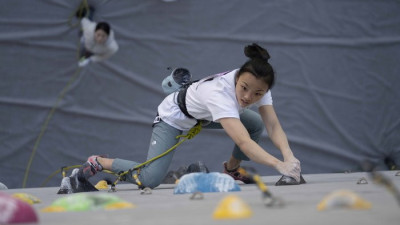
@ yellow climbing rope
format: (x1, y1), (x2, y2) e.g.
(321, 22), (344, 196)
(117, 121), (202, 176)
(108, 122), (203, 189)
(68, 0), (90, 28)
(22, 67), (82, 188)
(23, 1), (90, 188)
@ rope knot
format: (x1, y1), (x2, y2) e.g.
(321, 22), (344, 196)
(177, 122), (202, 139)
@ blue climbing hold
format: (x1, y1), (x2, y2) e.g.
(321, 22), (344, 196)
(174, 172), (241, 194)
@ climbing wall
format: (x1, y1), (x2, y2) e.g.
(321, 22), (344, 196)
(0, 0), (399, 188)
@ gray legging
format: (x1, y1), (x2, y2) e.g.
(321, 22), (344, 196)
(111, 109), (264, 188)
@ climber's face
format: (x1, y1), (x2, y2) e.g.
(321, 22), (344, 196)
(94, 30), (108, 44)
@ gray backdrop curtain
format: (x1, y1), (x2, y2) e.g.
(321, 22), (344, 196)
(0, 0), (399, 188)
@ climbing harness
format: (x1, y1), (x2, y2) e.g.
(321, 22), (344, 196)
(177, 85), (196, 119)
(176, 70), (231, 121)
(43, 68), (227, 189)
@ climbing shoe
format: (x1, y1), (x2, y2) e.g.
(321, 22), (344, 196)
(81, 155), (103, 180)
(223, 162), (254, 184)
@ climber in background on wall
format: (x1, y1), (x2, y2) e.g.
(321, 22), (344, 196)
(75, 5), (119, 67)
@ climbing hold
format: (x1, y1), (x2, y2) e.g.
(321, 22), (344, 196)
(162, 161), (209, 184)
(190, 192), (204, 200)
(140, 187), (152, 195)
(275, 174), (306, 186)
(357, 177), (368, 184)
(317, 189), (372, 211)
(104, 202), (135, 210)
(57, 169), (98, 194)
(0, 182), (7, 190)
(41, 193), (135, 212)
(213, 195), (253, 219)
(0, 192), (39, 224)
(262, 194), (285, 208)
(11, 193), (41, 205)
(174, 172), (240, 194)
(95, 180), (109, 190)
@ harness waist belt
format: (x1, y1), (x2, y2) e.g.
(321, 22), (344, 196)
(177, 87), (195, 119)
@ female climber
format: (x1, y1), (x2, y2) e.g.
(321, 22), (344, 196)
(60, 43), (301, 193)
(78, 17), (118, 67)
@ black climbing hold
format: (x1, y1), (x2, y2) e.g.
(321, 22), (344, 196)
(275, 174), (306, 186)
(57, 169), (98, 194)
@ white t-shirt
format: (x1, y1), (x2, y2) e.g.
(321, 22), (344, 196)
(158, 69), (273, 130)
(81, 18), (119, 62)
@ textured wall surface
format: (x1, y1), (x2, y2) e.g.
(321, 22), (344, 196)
(0, 0), (399, 188)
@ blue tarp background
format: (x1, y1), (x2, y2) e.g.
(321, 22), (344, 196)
(0, 0), (399, 188)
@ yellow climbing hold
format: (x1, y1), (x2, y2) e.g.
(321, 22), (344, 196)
(104, 202), (136, 210)
(12, 193), (41, 205)
(41, 193), (135, 212)
(213, 195), (253, 219)
(95, 180), (109, 190)
(317, 189), (372, 211)
(41, 206), (66, 213)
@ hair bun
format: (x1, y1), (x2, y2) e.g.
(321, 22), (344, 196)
(244, 43), (270, 61)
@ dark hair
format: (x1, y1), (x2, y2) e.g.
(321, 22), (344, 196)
(95, 22), (111, 35)
(237, 43), (275, 89)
